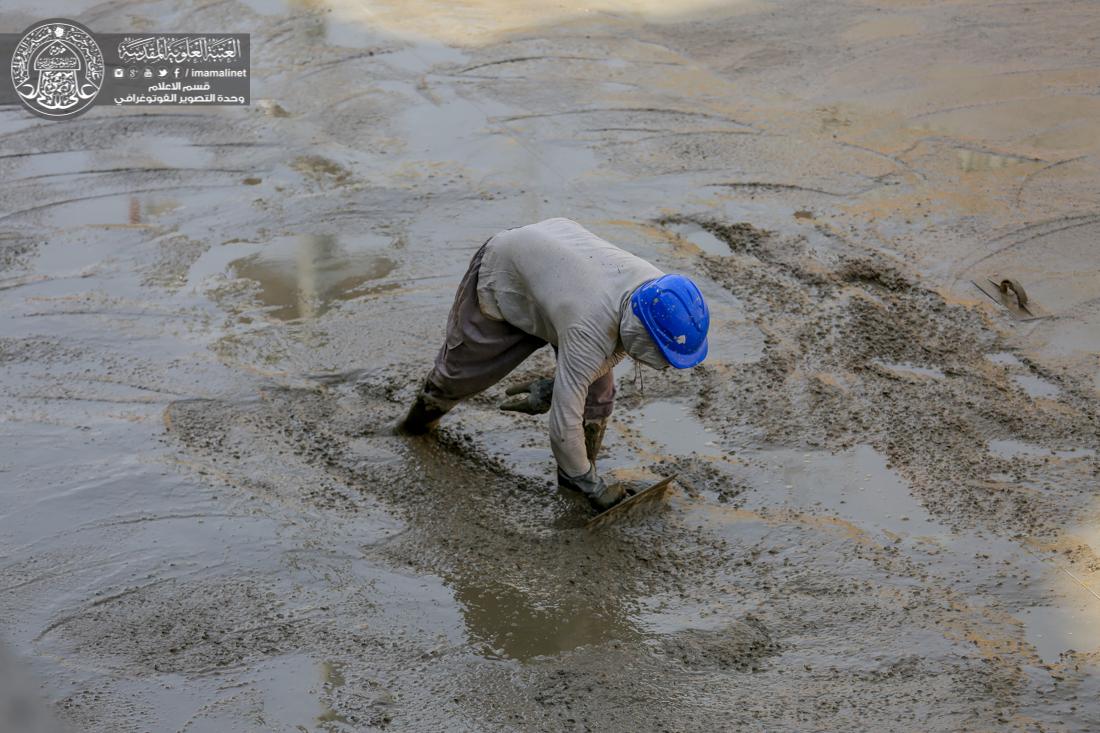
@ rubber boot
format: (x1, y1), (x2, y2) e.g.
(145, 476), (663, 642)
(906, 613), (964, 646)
(557, 465), (625, 513)
(397, 389), (450, 435)
(583, 418), (608, 465)
(588, 480), (626, 512)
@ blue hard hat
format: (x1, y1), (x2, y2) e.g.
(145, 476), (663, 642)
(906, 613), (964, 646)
(630, 274), (710, 369)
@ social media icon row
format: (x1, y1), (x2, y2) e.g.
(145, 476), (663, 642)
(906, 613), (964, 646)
(112, 68), (175, 78)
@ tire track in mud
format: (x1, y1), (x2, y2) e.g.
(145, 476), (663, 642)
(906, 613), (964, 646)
(967, 213), (1100, 271)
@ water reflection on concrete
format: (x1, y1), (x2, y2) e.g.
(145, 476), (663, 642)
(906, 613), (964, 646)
(391, 435), (644, 664)
(453, 577), (637, 661)
(956, 148), (1031, 172)
(0, 642), (66, 733)
(742, 444), (942, 538)
(3, 0), (1099, 727)
(229, 234), (396, 321)
(1021, 600), (1100, 664)
(733, 444), (1100, 664)
(629, 400), (724, 458)
(662, 220), (730, 256)
(1013, 373), (1061, 399)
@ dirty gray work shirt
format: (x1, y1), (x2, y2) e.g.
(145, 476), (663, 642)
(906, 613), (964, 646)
(477, 218), (665, 477)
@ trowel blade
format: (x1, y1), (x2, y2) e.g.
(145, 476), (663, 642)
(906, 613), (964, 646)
(971, 279), (1048, 321)
(586, 475), (676, 530)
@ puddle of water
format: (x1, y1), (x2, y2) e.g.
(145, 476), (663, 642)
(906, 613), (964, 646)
(1013, 373), (1061, 399)
(252, 654), (330, 728)
(1065, 523), (1100, 567)
(454, 578), (637, 661)
(989, 439), (1094, 460)
(7, 184), (242, 230)
(1021, 601), (1100, 664)
(956, 149), (1030, 172)
(986, 351), (1024, 368)
(742, 444), (942, 538)
(318, 660), (351, 725)
(628, 400), (723, 458)
(0, 643), (64, 733)
(390, 81), (598, 190)
(733, 442), (1100, 666)
(228, 234), (396, 321)
(703, 316), (766, 366)
(13, 150), (96, 178)
(663, 221), (729, 256)
(871, 359), (944, 380)
(5, 192), (165, 228)
(12, 136), (217, 172)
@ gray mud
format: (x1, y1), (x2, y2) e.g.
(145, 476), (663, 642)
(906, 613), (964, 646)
(3, 0), (1100, 731)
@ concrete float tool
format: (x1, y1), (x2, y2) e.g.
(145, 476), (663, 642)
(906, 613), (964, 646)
(971, 276), (1049, 320)
(586, 474), (677, 530)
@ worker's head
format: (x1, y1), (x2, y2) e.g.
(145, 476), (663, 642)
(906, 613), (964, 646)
(622, 274), (710, 369)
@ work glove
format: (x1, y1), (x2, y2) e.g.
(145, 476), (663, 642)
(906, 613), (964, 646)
(557, 465), (626, 512)
(499, 377), (554, 415)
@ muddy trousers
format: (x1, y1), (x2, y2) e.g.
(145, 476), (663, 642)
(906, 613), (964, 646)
(419, 242), (615, 421)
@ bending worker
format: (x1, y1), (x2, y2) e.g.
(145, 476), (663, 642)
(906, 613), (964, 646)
(399, 217), (710, 512)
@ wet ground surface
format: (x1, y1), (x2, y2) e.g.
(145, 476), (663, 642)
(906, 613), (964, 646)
(2, 0), (1100, 730)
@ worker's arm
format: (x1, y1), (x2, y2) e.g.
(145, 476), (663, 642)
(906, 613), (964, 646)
(549, 327), (611, 478)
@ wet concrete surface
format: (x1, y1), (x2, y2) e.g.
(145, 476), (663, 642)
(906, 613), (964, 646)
(2, 0), (1100, 730)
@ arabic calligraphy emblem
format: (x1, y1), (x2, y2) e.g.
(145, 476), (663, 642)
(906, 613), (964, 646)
(10, 19), (104, 119)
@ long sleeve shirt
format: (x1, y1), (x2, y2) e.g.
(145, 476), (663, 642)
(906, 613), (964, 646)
(475, 217), (666, 477)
